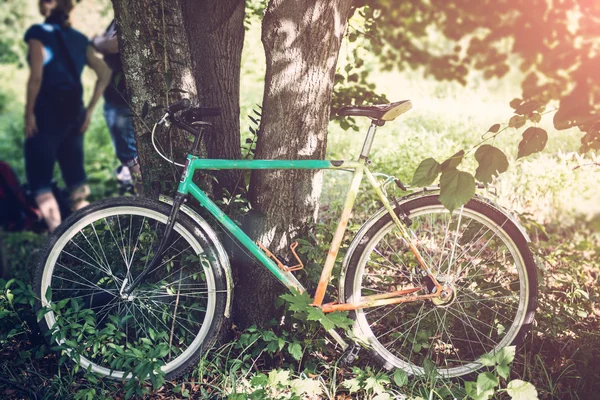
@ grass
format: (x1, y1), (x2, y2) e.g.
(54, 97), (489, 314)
(1, 8), (599, 400)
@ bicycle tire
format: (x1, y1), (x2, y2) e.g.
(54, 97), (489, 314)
(34, 197), (229, 380)
(343, 195), (537, 378)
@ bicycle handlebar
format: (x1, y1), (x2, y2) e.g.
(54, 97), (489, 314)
(168, 98), (191, 114)
(164, 98), (222, 124)
(181, 106), (221, 122)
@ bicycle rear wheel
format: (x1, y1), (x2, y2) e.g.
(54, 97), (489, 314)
(343, 195), (537, 378)
(34, 197), (229, 380)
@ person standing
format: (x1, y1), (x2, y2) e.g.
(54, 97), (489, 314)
(24, 0), (111, 232)
(92, 20), (142, 195)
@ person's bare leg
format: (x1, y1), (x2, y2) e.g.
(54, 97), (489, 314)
(70, 184), (90, 211)
(130, 163), (143, 196)
(36, 192), (61, 232)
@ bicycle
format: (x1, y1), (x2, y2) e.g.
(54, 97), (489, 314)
(34, 99), (538, 380)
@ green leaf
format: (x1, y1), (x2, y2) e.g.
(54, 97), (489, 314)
(488, 123), (501, 133)
(325, 311), (354, 331)
(495, 346), (516, 366)
(479, 353), (496, 367)
(517, 127), (548, 159)
(440, 150), (465, 171)
(267, 369), (290, 387)
(392, 369), (408, 387)
(280, 291), (312, 313)
(529, 112), (541, 123)
(423, 358), (437, 378)
(306, 307), (352, 331)
(472, 389), (495, 400)
(439, 169), (476, 213)
(290, 378), (322, 396)
(476, 372), (499, 393)
(287, 342), (303, 361)
(509, 98), (523, 109)
(515, 100), (540, 115)
(506, 380), (538, 400)
(474, 145), (509, 184)
(250, 373), (268, 387)
(372, 394), (392, 400)
(509, 115), (526, 129)
(465, 381), (476, 397)
(497, 364), (510, 380)
(163, 72), (173, 90)
(412, 158), (441, 186)
(365, 375), (389, 394)
(343, 377), (362, 393)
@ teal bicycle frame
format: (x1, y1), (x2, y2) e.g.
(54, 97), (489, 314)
(176, 155), (442, 311)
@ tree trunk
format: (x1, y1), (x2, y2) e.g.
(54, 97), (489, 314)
(236, 0), (355, 329)
(180, 0), (245, 195)
(112, 0), (198, 197)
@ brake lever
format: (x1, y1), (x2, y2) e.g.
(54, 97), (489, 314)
(157, 112), (171, 127)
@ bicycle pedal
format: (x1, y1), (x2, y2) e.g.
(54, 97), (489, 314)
(339, 344), (361, 366)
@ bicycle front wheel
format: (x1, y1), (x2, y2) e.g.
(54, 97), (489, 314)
(343, 195), (537, 378)
(34, 197), (229, 380)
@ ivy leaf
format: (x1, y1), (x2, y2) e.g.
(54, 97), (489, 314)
(477, 372), (499, 393)
(305, 308), (353, 331)
(372, 395), (393, 400)
(343, 377), (362, 393)
(509, 98), (523, 109)
(472, 389), (495, 400)
(514, 100), (540, 115)
(290, 378), (322, 396)
(412, 158), (441, 186)
(439, 169), (476, 213)
(163, 71), (173, 91)
(393, 369), (408, 387)
(287, 342), (303, 361)
(250, 373), (268, 387)
(465, 381), (477, 397)
(474, 145), (509, 184)
(267, 369), (290, 387)
(497, 364), (510, 380)
(529, 112), (541, 123)
(280, 291), (312, 313)
(509, 115), (526, 129)
(440, 150), (465, 171)
(479, 353), (496, 367)
(517, 127), (548, 159)
(495, 346), (516, 366)
(506, 380), (538, 400)
(423, 358), (437, 379)
(488, 123), (501, 133)
(365, 375), (390, 394)
(306, 307), (329, 327)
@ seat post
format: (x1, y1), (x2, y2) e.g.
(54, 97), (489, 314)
(360, 121), (381, 159)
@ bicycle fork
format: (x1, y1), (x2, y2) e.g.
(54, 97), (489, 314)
(120, 192), (187, 298)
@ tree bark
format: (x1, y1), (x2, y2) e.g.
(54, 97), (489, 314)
(180, 0), (245, 195)
(112, 0), (198, 197)
(236, 0), (355, 329)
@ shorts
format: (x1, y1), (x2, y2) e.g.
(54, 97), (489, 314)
(25, 111), (87, 198)
(103, 102), (138, 166)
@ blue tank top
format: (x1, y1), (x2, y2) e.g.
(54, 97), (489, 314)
(24, 23), (88, 106)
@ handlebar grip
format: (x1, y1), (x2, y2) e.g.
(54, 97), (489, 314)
(168, 98), (191, 114)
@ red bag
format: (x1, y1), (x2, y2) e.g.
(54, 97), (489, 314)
(0, 161), (42, 231)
